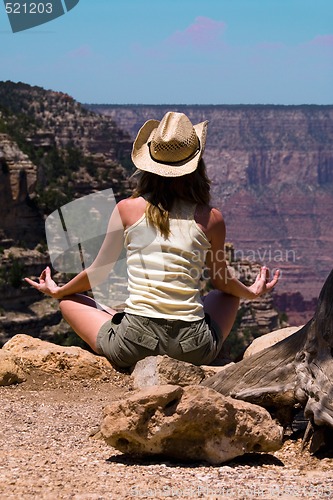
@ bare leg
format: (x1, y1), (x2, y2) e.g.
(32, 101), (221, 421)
(59, 294), (117, 353)
(203, 289), (240, 344)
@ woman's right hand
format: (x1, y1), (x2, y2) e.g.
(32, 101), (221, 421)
(24, 266), (63, 299)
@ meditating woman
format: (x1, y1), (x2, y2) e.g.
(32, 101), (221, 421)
(25, 112), (279, 368)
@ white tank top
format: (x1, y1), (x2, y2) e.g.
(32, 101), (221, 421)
(124, 201), (211, 321)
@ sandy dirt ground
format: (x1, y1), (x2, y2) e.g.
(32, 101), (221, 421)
(1, 372), (333, 500)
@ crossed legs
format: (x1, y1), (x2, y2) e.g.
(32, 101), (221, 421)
(203, 289), (240, 346)
(59, 294), (116, 353)
(59, 290), (239, 359)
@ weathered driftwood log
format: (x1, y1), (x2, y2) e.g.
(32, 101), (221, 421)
(203, 269), (333, 437)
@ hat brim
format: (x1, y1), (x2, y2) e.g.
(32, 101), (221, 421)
(131, 118), (208, 177)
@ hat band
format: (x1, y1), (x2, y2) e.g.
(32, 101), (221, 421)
(148, 140), (201, 166)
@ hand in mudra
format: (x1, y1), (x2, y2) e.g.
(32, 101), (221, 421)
(248, 266), (280, 298)
(25, 266), (61, 298)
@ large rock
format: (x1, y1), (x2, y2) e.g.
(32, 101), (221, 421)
(0, 350), (25, 386)
(2, 334), (114, 379)
(100, 384), (283, 464)
(243, 326), (303, 358)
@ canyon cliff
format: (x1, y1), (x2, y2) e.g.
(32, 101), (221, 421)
(0, 82), (331, 346)
(88, 104), (333, 322)
(0, 82), (132, 344)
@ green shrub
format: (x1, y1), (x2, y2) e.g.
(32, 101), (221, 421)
(8, 258), (25, 288)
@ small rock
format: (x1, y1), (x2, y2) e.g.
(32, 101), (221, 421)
(0, 350), (26, 386)
(201, 364), (234, 379)
(131, 355), (206, 389)
(243, 326), (303, 358)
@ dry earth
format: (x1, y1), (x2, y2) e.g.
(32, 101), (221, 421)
(1, 371), (333, 500)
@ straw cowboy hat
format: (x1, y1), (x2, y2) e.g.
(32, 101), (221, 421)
(131, 112), (208, 177)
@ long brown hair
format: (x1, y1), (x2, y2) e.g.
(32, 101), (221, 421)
(132, 158), (211, 238)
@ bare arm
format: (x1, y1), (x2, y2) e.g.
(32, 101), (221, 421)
(25, 203), (125, 299)
(205, 208), (280, 299)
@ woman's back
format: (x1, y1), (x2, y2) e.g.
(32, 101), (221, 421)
(118, 196), (213, 237)
(120, 197), (211, 321)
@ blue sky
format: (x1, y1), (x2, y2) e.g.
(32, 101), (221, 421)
(0, 0), (332, 104)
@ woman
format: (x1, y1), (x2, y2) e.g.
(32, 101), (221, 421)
(25, 112), (279, 368)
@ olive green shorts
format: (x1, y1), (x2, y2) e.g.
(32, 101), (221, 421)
(96, 312), (222, 369)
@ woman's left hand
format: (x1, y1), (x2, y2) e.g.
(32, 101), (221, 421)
(248, 266), (280, 298)
(24, 267), (62, 298)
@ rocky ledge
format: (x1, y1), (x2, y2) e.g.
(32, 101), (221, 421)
(1, 331), (333, 499)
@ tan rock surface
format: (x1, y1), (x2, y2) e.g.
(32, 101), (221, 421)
(101, 384), (283, 464)
(243, 325), (303, 358)
(2, 334), (114, 379)
(1, 373), (333, 499)
(0, 350), (25, 386)
(131, 355), (206, 389)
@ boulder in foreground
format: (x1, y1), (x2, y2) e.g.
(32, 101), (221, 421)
(100, 384), (283, 464)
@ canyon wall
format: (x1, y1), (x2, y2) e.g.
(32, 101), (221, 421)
(89, 104), (333, 320)
(1, 83), (332, 341)
(0, 82), (133, 343)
